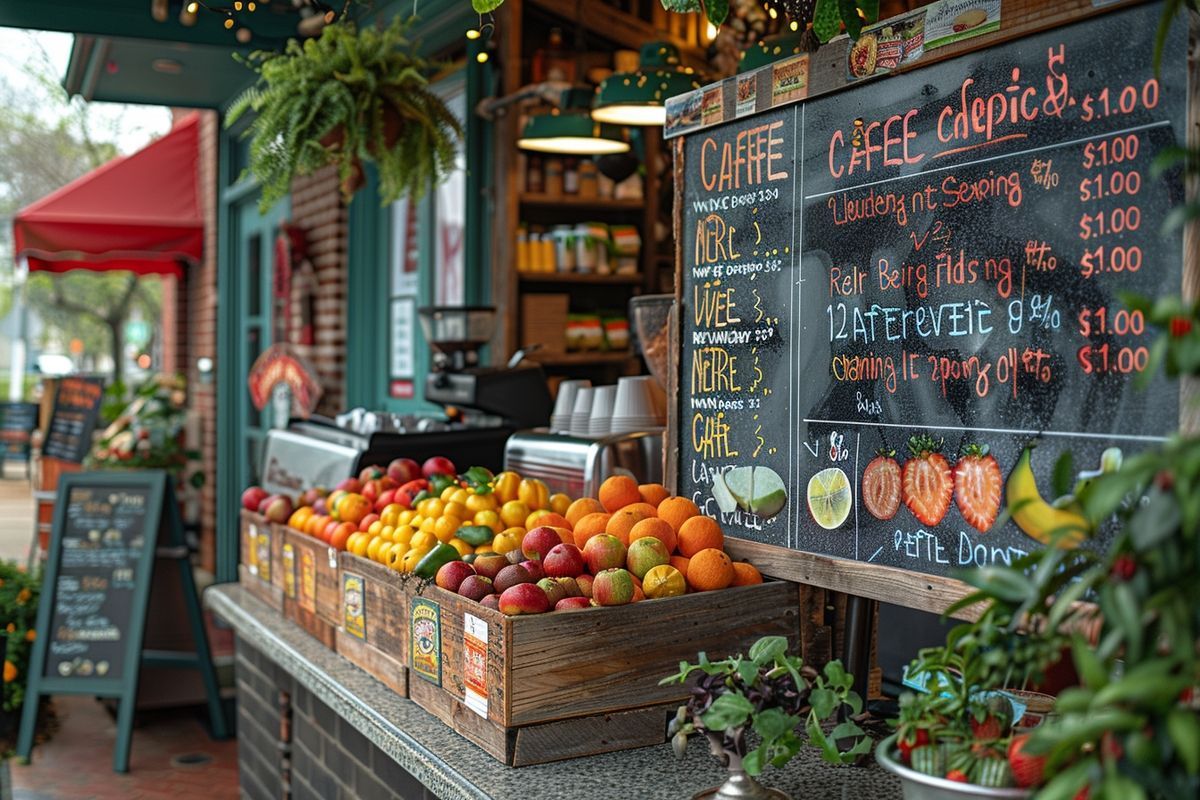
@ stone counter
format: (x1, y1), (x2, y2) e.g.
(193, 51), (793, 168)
(206, 583), (901, 800)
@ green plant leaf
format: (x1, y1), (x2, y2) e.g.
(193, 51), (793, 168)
(1071, 635), (1108, 690)
(749, 635), (788, 665)
(742, 745), (765, 776)
(737, 659), (759, 686)
(661, 0), (703, 11)
(703, 0), (730, 26)
(1036, 758), (1095, 800)
(1167, 707), (1200, 775)
(1128, 488), (1181, 551)
(838, 0), (862, 38)
(700, 692), (754, 731)
(752, 707), (795, 741)
(809, 687), (838, 720)
(471, 0), (504, 12)
(813, 0), (842, 42)
(856, 0), (880, 24)
(1052, 450), (1075, 498)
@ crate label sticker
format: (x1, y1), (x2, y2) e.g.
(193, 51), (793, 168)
(463, 613), (488, 718)
(299, 548), (317, 613)
(410, 598), (441, 685)
(245, 523), (259, 577)
(255, 531), (271, 583)
(342, 572), (366, 640)
(282, 544), (296, 599)
(327, 546), (338, 570)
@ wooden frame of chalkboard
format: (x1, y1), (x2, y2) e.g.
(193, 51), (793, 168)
(16, 471), (227, 772)
(667, 1), (1196, 620)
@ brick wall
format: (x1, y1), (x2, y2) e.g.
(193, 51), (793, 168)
(235, 639), (436, 800)
(288, 166), (348, 417)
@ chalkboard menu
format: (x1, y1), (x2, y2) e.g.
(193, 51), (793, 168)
(43, 483), (156, 681)
(0, 402), (38, 458)
(677, 4), (1187, 583)
(44, 377), (105, 463)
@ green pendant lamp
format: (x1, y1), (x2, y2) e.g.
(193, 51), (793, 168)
(518, 88), (631, 155)
(592, 42), (702, 126)
(738, 27), (807, 73)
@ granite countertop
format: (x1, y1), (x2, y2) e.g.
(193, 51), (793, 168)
(206, 584), (901, 800)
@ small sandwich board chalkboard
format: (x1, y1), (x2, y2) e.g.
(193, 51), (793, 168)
(16, 471), (228, 773)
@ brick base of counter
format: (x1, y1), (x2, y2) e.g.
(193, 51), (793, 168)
(236, 639), (435, 800)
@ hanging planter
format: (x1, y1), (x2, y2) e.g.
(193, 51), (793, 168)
(227, 16), (462, 211)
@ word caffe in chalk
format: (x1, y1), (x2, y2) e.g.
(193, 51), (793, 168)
(676, 3), (1187, 581)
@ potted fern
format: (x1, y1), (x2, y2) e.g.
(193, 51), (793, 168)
(227, 15), (461, 210)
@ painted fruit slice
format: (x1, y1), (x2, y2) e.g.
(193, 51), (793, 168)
(722, 467), (754, 512)
(749, 467), (787, 518)
(807, 467), (852, 530)
(711, 470), (738, 514)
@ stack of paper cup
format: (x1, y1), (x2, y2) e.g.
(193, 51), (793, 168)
(551, 379), (590, 433)
(609, 376), (662, 433)
(588, 385), (617, 437)
(570, 387), (595, 436)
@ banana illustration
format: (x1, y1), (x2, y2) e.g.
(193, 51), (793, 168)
(1006, 446), (1090, 549)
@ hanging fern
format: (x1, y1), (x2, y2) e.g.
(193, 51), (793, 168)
(227, 16), (462, 211)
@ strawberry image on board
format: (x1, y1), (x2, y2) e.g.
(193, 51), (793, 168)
(954, 443), (1002, 532)
(902, 435), (953, 527)
(862, 449), (902, 520)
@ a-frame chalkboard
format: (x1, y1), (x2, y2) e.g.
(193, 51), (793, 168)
(16, 471), (228, 773)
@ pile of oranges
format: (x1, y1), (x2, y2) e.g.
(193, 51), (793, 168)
(567, 475), (761, 594)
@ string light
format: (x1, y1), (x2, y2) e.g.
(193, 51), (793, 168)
(233, 1), (242, 10)
(224, 17), (234, 29)
(186, 1), (198, 12)
(466, 29), (481, 40)
(247, 2), (256, 10)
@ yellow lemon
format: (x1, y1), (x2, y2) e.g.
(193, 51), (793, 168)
(549, 493), (572, 515)
(385, 542), (409, 570)
(525, 509), (552, 529)
(379, 525), (396, 543)
(350, 534), (370, 558)
(419, 516), (437, 534)
(518, 478), (550, 510)
(397, 509), (416, 526)
(491, 471), (521, 504)
(465, 493), (498, 514)
(499, 526), (526, 545)
(434, 516), (460, 542)
(345, 533), (364, 555)
(500, 500), (531, 528)
(473, 510), (503, 533)
(409, 514), (425, 529)
(401, 547), (430, 573)
(392, 525), (415, 546)
(366, 520), (385, 538)
(423, 499), (445, 519)
(447, 538), (473, 557)
(444, 501), (468, 521)
(410, 530), (437, 552)
(491, 532), (521, 555)
(366, 536), (386, 562)
(642, 565), (687, 599)
(380, 504), (402, 527)
(450, 487), (469, 505)
(441, 485), (458, 501)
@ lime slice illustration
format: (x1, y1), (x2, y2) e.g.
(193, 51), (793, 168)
(807, 467), (852, 529)
(711, 471), (738, 514)
(723, 467), (754, 512)
(749, 467), (786, 518)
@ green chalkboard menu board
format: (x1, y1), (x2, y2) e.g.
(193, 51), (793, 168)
(43, 377), (105, 463)
(676, 4), (1187, 587)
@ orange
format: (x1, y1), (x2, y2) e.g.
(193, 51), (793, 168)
(628, 517), (678, 554)
(642, 565), (686, 598)
(337, 493), (371, 525)
(288, 507), (314, 529)
(566, 497), (605, 526)
(572, 512), (613, 549)
(329, 522), (356, 551)
(687, 548), (735, 591)
(527, 511), (572, 531)
(620, 502), (658, 519)
(549, 493), (572, 516)
(598, 475), (640, 513)
(677, 515), (725, 557)
(670, 555), (691, 577)
(638, 483), (671, 508)
(606, 507), (652, 547)
(731, 562), (763, 586)
(657, 496), (701, 534)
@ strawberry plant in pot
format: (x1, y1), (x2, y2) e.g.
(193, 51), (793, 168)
(662, 635), (869, 800)
(227, 15), (461, 212)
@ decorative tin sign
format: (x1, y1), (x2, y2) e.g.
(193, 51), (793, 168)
(409, 598), (441, 685)
(342, 572), (366, 640)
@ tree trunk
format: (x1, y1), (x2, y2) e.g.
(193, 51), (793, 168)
(109, 321), (124, 386)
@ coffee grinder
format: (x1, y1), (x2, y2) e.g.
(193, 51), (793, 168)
(418, 306), (552, 430)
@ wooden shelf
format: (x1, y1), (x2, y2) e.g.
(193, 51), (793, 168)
(519, 194), (644, 212)
(533, 350), (637, 367)
(519, 272), (643, 285)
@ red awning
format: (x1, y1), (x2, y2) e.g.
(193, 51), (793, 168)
(12, 112), (203, 278)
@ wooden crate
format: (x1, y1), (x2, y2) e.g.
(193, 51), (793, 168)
(405, 579), (800, 765)
(335, 553), (410, 697)
(280, 526), (339, 649)
(238, 510), (283, 611)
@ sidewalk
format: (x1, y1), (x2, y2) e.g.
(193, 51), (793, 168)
(11, 695), (239, 799)
(0, 462), (35, 565)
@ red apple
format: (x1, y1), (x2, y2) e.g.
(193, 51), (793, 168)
(312, 498), (329, 516)
(300, 487), (325, 508)
(336, 477), (363, 494)
(480, 593), (500, 610)
(519, 559), (546, 582)
(472, 554), (509, 581)
(361, 480), (381, 504)
(388, 458), (422, 484)
(494, 564), (533, 594)
(378, 476), (398, 491)
(537, 577), (568, 606)
(373, 489), (397, 513)
(555, 597), (592, 611)
(422, 456), (456, 478)
(261, 495), (294, 524)
(357, 513), (380, 532)
(499, 583), (550, 615)
(575, 574), (594, 598)
(457, 575), (494, 602)
(592, 568), (635, 606)
(359, 464), (386, 482)
(543, 544), (585, 578)
(396, 479), (430, 509)
(522, 526), (563, 561)
(583, 534), (626, 574)
(436, 561), (477, 593)
(242, 486), (269, 512)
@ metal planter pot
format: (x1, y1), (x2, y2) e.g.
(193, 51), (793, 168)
(876, 735), (1032, 800)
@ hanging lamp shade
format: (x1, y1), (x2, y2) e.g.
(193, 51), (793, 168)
(518, 88), (631, 155)
(739, 30), (807, 73)
(592, 42), (702, 126)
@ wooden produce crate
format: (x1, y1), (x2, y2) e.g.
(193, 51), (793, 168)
(238, 510), (283, 611)
(280, 526), (340, 649)
(405, 579), (800, 766)
(335, 552), (409, 697)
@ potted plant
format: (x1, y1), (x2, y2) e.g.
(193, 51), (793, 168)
(662, 635), (869, 800)
(227, 15), (461, 210)
(1, 562), (45, 752)
(879, 298), (1200, 798)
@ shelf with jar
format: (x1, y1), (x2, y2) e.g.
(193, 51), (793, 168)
(515, 220), (641, 279)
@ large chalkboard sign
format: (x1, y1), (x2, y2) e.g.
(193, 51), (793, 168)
(43, 377), (105, 463)
(676, 3), (1188, 605)
(17, 472), (227, 772)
